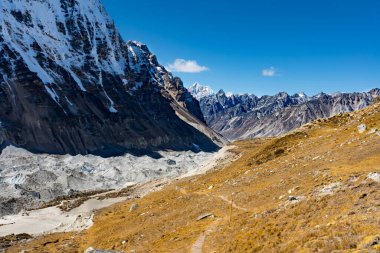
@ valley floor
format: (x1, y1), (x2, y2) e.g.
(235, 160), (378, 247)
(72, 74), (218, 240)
(5, 103), (380, 253)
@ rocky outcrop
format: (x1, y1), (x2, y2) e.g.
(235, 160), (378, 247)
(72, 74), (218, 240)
(194, 85), (380, 140)
(0, 0), (223, 156)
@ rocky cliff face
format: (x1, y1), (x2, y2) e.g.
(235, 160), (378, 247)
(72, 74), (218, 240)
(0, 0), (222, 156)
(194, 85), (380, 140)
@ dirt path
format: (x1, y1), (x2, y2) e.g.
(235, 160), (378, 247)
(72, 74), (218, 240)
(191, 219), (222, 253)
(218, 195), (248, 212)
(190, 193), (249, 253)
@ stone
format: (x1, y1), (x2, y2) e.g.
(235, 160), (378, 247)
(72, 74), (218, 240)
(129, 203), (139, 212)
(287, 195), (306, 204)
(368, 128), (378, 134)
(166, 159), (176, 166)
(196, 213), (214, 221)
(358, 124), (367, 134)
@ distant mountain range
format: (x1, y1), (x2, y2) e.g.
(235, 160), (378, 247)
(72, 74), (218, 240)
(189, 83), (380, 140)
(0, 0), (225, 156)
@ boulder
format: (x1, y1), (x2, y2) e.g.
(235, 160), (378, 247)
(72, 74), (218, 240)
(358, 124), (367, 134)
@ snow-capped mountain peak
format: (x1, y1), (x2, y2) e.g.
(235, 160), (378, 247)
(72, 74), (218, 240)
(188, 83), (214, 100)
(298, 92), (307, 98)
(0, 0), (222, 156)
(0, 0), (126, 91)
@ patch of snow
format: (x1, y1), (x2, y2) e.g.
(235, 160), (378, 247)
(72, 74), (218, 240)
(368, 172), (380, 183)
(45, 85), (60, 104)
(109, 106), (117, 113)
(226, 91), (234, 97)
(0, 196), (127, 236)
(298, 92), (307, 98)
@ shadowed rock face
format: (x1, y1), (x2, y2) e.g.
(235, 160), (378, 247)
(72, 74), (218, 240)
(0, 0), (221, 156)
(197, 89), (380, 140)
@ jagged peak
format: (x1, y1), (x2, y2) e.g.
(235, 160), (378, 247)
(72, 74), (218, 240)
(315, 92), (328, 98)
(297, 92), (308, 98)
(216, 89), (226, 95)
(126, 40), (151, 54)
(188, 83), (214, 100)
(369, 88), (380, 96)
(275, 91), (289, 99)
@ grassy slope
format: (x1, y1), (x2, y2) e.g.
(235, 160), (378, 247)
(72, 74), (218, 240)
(8, 103), (380, 253)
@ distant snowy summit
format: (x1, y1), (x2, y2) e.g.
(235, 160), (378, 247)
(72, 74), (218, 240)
(188, 83), (215, 100)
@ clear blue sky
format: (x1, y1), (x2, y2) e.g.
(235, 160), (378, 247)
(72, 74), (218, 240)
(102, 0), (380, 96)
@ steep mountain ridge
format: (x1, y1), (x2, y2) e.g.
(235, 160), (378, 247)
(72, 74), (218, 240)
(192, 85), (380, 140)
(0, 0), (222, 156)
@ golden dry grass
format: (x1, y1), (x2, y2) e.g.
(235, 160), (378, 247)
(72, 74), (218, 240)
(8, 102), (380, 253)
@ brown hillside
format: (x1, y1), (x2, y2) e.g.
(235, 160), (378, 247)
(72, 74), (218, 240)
(8, 102), (380, 253)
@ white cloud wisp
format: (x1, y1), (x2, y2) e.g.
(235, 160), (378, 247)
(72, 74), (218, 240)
(262, 67), (277, 77)
(167, 59), (209, 73)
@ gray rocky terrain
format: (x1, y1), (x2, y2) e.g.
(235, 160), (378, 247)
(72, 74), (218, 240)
(189, 84), (380, 140)
(0, 146), (216, 217)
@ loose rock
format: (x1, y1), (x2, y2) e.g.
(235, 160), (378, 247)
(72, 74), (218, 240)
(196, 213), (214, 221)
(287, 196), (306, 204)
(358, 124), (367, 134)
(129, 203), (139, 212)
(315, 182), (342, 197)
